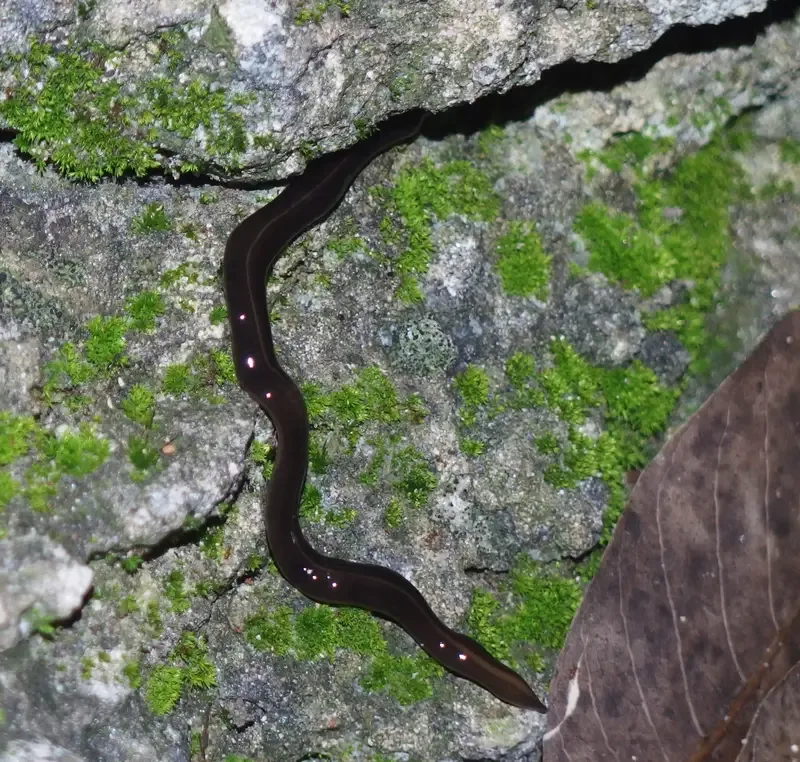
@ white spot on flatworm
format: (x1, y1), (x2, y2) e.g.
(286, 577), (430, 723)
(458, 653), (467, 661)
(246, 357), (255, 368)
(439, 642), (445, 648)
(239, 313), (246, 321)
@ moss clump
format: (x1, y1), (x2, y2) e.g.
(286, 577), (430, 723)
(244, 605), (384, 661)
(360, 651), (444, 705)
(294, 0), (350, 24)
(459, 437), (485, 457)
(244, 605), (295, 655)
(125, 291), (166, 332)
(390, 446), (437, 509)
(303, 366), (411, 452)
(494, 221), (552, 300)
(0, 38), (252, 181)
(576, 127), (751, 375)
(779, 137), (800, 164)
(380, 159), (500, 302)
(0, 40), (159, 181)
(298, 368), (432, 525)
(122, 660), (141, 689)
(83, 316), (128, 372)
(144, 632), (216, 715)
(131, 203), (171, 234)
(453, 365), (490, 426)
(467, 559), (582, 675)
(455, 337), (677, 546)
(1, 421), (109, 513)
(161, 350), (234, 403)
(383, 497), (404, 529)
(144, 665), (183, 715)
(163, 569), (191, 614)
(121, 385), (155, 427)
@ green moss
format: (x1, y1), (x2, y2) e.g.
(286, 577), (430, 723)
(144, 633), (215, 715)
(42, 343), (94, 404)
(460, 437), (485, 457)
(0, 412), (36, 466)
(360, 652), (444, 705)
(327, 233), (365, 259)
(0, 40), (159, 181)
(244, 606), (294, 655)
(334, 608), (386, 655)
(301, 367), (416, 453)
(780, 137), (800, 164)
(475, 124), (505, 156)
(574, 203), (674, 296)
(209, 305), (227, 325)
(121, 385), (155, 427)
(163, 569), (191, 613)
(0, 37), (255, 179)
(131, 203), (171, 234)
(160, 351), (231, 402)
(125, 292), (166, 332)
(384, 158), (500, 302)
(504, 353), (546, 409)
(0, 471), (18, 508)
(37, 424), (109, 478)
(467, 558), (582, 674)
(81, 657), (94, 680)
(84, 316), (128, 372)
(390, 446), (437, 509)
(120, 554), (144, 574)
(294, 605), (339, 660)
(597, 361), (679, 437)
(141, 76), (247, 164)
(509, 559), (582, 648)
(146, 600), (163, 635)
(467, 589), (511, 662)
(159, 262), (200, 289)
(173, 632), (216, 690)
(577, 127), (750, 375)
(534, 432), (559, 455)
(244, 602), (393, 681)
(383, 497), (404, 529)
(161, 363), (191, 395)
(145, 665), (183, 715)
(199, 525), (225, 560)
(24, 607), (57, 638)
(453, 365), (490, 425)
(324, 506), (357, 527)
(155, 30), (187, 72)
(299, 483), (325, 522)
(592, 133), (674, 174)
(209, 349), (236, 385)
(118, 595), (138, 617)
(494, 222), (552, 300)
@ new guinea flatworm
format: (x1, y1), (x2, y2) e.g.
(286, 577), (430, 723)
(223, 109), (545, 712)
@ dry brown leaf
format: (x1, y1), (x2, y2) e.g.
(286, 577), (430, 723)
(544, 310), (800, 762)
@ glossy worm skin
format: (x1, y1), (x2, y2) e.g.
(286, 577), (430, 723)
(223, 110), (545, 712)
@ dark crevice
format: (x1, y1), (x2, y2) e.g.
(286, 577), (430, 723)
(421, 0), (800, 140)
(463, 565), (512, 576)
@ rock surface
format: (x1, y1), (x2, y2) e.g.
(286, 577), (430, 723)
(0, 0), (799, 761)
